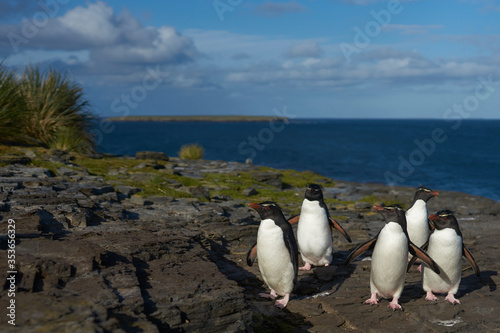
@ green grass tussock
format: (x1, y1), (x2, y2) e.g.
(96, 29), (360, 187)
(0, 63), (95, 153)
(0, 63), (27, 145)
(179, 143), (204, 160)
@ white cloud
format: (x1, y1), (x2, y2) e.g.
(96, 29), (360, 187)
(285, 41), (323, 58)
(0, 1), (198, 66)
(224, 47), (500, 89)
(56, 2), (120, 45)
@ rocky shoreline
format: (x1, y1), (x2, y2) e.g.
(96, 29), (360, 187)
(0, 149), (499, 332)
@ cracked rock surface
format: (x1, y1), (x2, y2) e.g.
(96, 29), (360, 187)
(0, 155), (499, 332)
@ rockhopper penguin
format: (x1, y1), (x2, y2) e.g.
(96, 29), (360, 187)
(288, 184), (352, 270)
(345, 205), (440, 310)
(246, 202), (298, 309)
(415, 210), (480, 304)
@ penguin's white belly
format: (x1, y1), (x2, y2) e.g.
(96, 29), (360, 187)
(257, 219), (295, 295)
(371, 223), (408, 299)
(423, 229), (462, 294)
(406, 200), (429, 247)
(297, 200), (332, 265)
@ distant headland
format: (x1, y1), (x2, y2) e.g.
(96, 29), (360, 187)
(106, 115), (288, 122)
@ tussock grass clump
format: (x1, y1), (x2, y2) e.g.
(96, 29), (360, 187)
(0, 63), (95, 153)
(179, 143), (204, 160)
(0, 64), (26, 145)
(18, 65), (94, 152)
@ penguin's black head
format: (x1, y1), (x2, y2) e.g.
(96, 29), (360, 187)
(428, 209), (458, 230)
(374, 204), (406, 225)
(414, 186), (439, 202)
(305, 184), (323, 202)
(249, 201), (283, 220)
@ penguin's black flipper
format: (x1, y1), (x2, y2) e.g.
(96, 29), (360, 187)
(246, 242), (258, 266)
(407, 241), (429, 272)
(428, 218), (436, 232)
(408, 242), (440, 274)
(282, 228), (299, 278)
(288, 215), (300, 226)
(344, 237), (377, 266)
(462, 243), (480, 277)
(329, 217), (352, 243)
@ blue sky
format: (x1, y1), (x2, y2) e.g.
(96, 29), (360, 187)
(1, 0), (500, 118)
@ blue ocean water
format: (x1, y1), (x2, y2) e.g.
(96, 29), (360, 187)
(98, 119), (500, 201)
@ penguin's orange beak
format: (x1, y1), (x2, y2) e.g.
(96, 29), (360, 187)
(249, 202), (261, 210)
(373, 205), (384, 211)
(428, 214), (438, 221)
(431, 191), (439, 196)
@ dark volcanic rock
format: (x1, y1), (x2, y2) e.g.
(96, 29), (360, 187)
(251, 171), (283, 188)
(0, 155), (31, 165)
(0, 158), (499, 332)
(114, 185), (142, 197)
(189, 185), (211, 200)
(242, 187), (258, 196)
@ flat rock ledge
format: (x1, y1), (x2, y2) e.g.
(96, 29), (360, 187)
(0, 155), (499, 332)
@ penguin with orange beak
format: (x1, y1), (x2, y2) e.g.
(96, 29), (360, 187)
(246, 201), (298, 309)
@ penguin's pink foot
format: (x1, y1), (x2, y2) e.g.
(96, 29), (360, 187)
(299, 262), (312, 271)
(365, 293), (379, 305)
(417, 264), (422, 273)
(259, 289), (277, 300)
(324, 263), (329, 267)
(445, 293), (461, 305)
(425, 291), (438, 301)
(389, 297), (402, 311)
(274, 294), (290, 309)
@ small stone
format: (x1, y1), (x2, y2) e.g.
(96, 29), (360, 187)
(92, 185), (115, 195)
(115, 185), (142, 197)
(66, 211), (89, 228)
(286, 300), (324, 317)
(251, 171), (283, 189)
(211, 194), (233, 202)
(129, 195), (152, 206)
(56, 167), (78, 177)
(242, 187), (257, 196)
(148, 196), (175, 205)
(189, 186), (211, 200)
